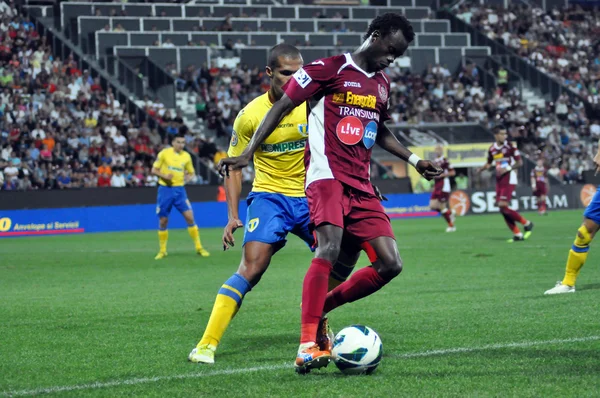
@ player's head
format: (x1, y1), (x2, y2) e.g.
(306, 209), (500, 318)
(536, 158), (544, 167)
(434, 144), (444, 157)
(359, 13), (414, 72)
(493, 125), (508, 144)
(266, 44), (303, 101)
(171, 133), (186, 152)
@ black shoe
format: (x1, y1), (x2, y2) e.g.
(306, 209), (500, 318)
(524, 221), (534, 232)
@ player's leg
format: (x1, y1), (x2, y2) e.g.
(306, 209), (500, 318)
(175, 188), (209, 256)
(295, 180), (346, 373)
(439, 196), (455, 232)
(155, 186), (173, 259)
(539, 194), (548, 215)
(190, 242), (274, 363)
(190, 192), (290, 363)
(545, 207), (600, 294)
(497, 185), (533, 241)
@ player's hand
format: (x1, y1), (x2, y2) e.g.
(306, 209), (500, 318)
(372, 184), (388, 201)
(163, 173), (173, 182)
(218, 155), (250, 177)
(416, 160), (443, 181)
(222, 218), (244, 250)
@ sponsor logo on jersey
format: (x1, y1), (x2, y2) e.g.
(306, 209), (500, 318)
(167, 166), (183, 172)
(345, 91), (377, 109)
(344, 81), (361, 88)
(335, 116), (364, 145)
(298, 123), (308, 137)
(293, 68), (312, 88)
(378, 84), (388, 102)
(363, 121), (377, 149)
(276, 122), (294, 129)
(332, 93), (345, 103)
(260, 139), (306, 153)
(338, 106), (380, 121)
(231, 130), (238, 146)
(247, 218), (260, 232)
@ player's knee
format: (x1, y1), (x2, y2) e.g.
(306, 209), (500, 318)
(377, 256), (403, 281)
(316, 241), (341, 264)
(158, 218), (169, 229)
(575, 225), (592, 247)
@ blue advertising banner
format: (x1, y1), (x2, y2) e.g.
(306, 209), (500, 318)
(0, 193), (434, 238)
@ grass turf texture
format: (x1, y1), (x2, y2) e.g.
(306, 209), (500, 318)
(1, 209), (600, 397)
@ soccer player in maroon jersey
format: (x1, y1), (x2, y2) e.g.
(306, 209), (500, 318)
(430, 144), (456, 232)
(531, 158), (549, 215)
(477, 126), (534, 242)
(219, 13), (442, 373)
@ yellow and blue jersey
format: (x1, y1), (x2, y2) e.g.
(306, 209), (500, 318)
(153, 147), (194, 217)
(228, 92), (308, 197)
(152, 147), (194, 187)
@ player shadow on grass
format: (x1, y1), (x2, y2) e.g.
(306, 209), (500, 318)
(578, 283), (600, 291)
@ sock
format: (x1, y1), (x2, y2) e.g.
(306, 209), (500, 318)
(329, 261), (355, 291)
(198, 273), (252, 348)
(158, 229), (168, 253)
(539, 200), (547, 213)
(323, 266), (388, 314)
(562, 227), (591, 286)
(502, 207), (527, 225)
(187, 224), (203, 250)
(300, 258), (332, 345)
(441, 208), (454, 227)
(501, 210), (520, 235)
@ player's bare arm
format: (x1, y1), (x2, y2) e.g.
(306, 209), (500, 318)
(218, 95), (296, 175)
(151, 166), (173, 182)
(375, 124), (442, 180)
(476, 162), (492, 174)
(594, 140), (600, 175)
(222, 169), (244, 250)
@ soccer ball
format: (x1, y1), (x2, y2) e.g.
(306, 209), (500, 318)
(331, 325), (383, 375)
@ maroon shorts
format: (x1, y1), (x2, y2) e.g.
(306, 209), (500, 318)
(496, 183), (516, 202)
(533, 183), (547, 197)
(306, 179), (395, 244)
(430, 190), (450, 202)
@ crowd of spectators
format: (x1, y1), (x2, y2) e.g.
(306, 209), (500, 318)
(455, 2), (600, 105)
(0, 3), (231, 191)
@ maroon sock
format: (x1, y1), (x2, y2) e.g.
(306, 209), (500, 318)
(323, 266), (388, 314)
(441, 209), (454, 227)
(300, 258), (332, 344)
(503, 207), (527, 225)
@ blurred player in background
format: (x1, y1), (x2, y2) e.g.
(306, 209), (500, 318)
(478, 126), (533, 242)
(219, 13), (441, 373)
(531, 158), (549, 216)
(430, 144), (456, 232)
(188, 44), (378, 365)
(545, 143), (600, 294)
(152, 133), (210, 259)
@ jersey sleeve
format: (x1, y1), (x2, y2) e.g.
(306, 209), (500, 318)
(152, 150), (164, 169)
(227, 109), (255, 157)
(511, 143), (521, 161)
(184, 153), (195, 174)
(283, 58), (336, 106)
(487, 148), (493, 164)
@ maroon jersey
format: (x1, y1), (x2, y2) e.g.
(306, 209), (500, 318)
(433, 156), (453, 193)
(487, 141), (521, 186)
(283, 53), (391, 195)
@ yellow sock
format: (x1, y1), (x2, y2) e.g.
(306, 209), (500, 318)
(158, 230), (168, 253)
(562, 226), (591, 287)
(329, 261), (356, 291)
(198, 274), (251, 348)
(187, 225), (203, 250)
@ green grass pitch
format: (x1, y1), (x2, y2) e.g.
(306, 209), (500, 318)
(1, 210), (600, 397)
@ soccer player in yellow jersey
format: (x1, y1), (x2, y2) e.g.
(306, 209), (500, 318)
(545, 141), (600, 294)
(152, 133), (209, 259)
(188, 44), (376, 364)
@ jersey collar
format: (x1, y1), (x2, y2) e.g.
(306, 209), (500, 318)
(343, 53), (375, 78)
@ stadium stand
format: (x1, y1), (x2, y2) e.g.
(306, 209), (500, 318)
(1, 0), (597, 191)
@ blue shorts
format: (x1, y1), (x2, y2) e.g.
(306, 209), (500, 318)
(243, 192), (314, 252)
(156, 186), (192, 218)
(583, 187), (600, 225)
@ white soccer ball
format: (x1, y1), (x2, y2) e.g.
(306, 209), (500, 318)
(331, 325), (383, 375)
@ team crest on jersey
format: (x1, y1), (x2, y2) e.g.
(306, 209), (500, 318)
(298, 124), (308, 137)
(247, 218), (260, 232)
(231, 130), (238, 146)
(378, 84), (388, 102)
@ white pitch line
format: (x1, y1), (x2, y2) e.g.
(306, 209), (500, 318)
(3, 336), (599, 397)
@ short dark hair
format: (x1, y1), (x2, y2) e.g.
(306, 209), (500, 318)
(364, 13), (415, 43)
(268, 44), (302, 70)
(171, 132), (186, 142)
(494, 125), (507, 134)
